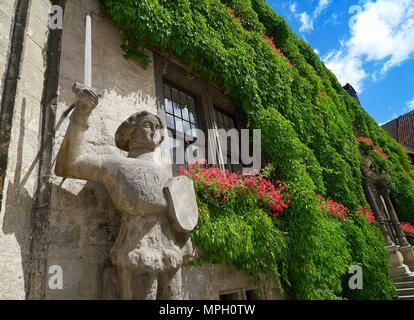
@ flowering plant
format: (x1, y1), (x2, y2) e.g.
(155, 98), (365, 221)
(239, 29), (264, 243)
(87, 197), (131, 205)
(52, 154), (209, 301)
(357, 136), (390, 159)
(359, 206), (375, 224)
(226, 4), (245, 23)
(263, 35), (293, 67)
(401, 222), (414, 236)
(317, 195), (348, 220)
(178, 159), (290, 218)
(316, 195), (375, 225)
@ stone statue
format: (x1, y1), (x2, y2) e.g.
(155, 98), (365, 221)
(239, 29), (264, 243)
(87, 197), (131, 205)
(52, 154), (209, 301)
(361, 158), (414, 274)
(55, 85), (198, 300)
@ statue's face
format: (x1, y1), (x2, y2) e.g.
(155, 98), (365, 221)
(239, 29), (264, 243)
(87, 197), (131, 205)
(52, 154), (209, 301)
(130, 114), (163, 150)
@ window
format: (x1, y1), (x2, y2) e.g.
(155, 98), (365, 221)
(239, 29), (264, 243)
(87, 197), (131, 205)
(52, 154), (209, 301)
(163, 81), (203, 173)
(245, 289), (259, 300)
(214, 106), (241, 173)
(164, 82), (198, 137)
(219, 288), (261, 300)
(219, 291), (242, 300)
(155, 55), (241, 175)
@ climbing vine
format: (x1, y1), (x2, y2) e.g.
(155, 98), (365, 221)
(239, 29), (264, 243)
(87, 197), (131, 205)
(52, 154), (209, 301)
(99, 0), (408, 299)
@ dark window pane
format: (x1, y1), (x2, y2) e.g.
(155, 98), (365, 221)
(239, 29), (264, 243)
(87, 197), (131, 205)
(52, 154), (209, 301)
(179, 92), (188, 108)
(219, 292), (240, 300)
(172, 87), (180, 103)
(164, 84), (171, 99)
(216, 111), (223, 127)
(246, 289), (259, 300)
(187, 96), (195, 110)
(224, 115), (230, 129)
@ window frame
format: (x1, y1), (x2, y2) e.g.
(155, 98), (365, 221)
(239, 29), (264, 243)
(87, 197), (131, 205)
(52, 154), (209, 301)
(162, 79), (206, 172)
(214, 105), (242, 173)
(154, 53), (240, 174)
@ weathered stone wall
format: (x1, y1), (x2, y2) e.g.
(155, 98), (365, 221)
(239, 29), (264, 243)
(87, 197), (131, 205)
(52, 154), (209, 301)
(0, 0), (51, 299)
(182, 263), (285, 300)
(0, 1), (15, 85)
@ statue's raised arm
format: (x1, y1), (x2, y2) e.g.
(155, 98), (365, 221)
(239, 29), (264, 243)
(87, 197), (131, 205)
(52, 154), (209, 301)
(55, 85), (103, 182)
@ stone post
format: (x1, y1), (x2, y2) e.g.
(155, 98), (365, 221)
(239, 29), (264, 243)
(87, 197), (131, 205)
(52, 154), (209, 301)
(378, 183), (414, 272)
(387, 245), (412, 278)
(361, 158), (413, 277)
(378, 185), (410, 247)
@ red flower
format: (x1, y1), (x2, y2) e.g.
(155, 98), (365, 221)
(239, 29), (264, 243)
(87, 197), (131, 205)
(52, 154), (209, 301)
(357, 136), (389, 159)
(359, 206), (375, 224)
(317, 195), (348, 220)
(177, 162), (290, 219)
(401, 222), (414, 235)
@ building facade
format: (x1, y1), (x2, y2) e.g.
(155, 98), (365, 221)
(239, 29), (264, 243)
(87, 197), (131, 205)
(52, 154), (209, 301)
(0, 0), (284, 299)
(382, 111), (414, 167)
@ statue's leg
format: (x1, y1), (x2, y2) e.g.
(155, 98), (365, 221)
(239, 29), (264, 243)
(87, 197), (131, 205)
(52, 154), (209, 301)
(157, 268), (182, 300)
(117, 268), (158, 300)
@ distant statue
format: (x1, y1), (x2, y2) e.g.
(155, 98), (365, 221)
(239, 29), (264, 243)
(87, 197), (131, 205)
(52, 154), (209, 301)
(56, 85), (198, 300)
(361, 157), (414, 272)
(362, 158), (410, 248)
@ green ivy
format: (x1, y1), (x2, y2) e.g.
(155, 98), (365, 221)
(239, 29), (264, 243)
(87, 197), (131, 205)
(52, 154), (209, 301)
(99, 0), (411, 299)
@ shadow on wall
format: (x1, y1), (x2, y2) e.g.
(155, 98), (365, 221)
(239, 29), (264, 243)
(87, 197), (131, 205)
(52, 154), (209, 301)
(2, 98), (32, 296)
(2, 96), (122, 299)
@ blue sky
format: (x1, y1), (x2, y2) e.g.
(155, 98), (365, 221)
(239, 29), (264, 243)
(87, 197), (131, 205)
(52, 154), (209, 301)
(266, 0), (414, 125)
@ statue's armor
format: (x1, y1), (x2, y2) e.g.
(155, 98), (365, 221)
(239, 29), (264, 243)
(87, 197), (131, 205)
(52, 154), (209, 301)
(101, 156), (193, 272)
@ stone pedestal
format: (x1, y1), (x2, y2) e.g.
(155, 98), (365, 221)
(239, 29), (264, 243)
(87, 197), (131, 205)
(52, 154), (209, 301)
(387, 245), (412, 278)
(399, 246), (414, 272)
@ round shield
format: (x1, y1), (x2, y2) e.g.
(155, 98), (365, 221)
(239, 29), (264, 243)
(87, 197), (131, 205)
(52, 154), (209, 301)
(164, 176), (199, 233)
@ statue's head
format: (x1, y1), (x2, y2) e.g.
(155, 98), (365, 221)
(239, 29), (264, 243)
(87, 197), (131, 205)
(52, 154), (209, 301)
(362, 157), (373, 169)
(115, 111), (165, 152)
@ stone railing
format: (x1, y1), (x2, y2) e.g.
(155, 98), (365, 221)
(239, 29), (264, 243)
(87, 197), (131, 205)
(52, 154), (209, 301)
(362, 158), (414, 277)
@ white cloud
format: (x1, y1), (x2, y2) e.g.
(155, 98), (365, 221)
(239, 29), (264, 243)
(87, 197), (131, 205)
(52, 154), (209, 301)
(299, 12), (313, 32)
(314, 0), (332, 18)
(407, 97), (414, 110)
(314, 48), (320, 55)
(290, 3), (297, 13)
(324, 0), (414, 93)
(297, 0), (332, 32)
(324, 50), (367, 92)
